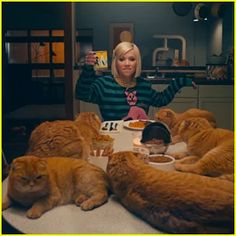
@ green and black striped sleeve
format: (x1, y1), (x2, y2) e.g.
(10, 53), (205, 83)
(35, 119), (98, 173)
(75, 65), (100, 104)
(150, 78), (193, 107)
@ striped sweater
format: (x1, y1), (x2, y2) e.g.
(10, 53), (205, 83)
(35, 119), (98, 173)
(75, 65), (193, 121)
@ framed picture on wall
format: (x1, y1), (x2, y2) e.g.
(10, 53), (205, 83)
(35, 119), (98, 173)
(109, 23), (134, 56)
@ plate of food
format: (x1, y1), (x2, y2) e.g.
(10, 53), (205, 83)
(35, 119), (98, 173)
(123, 120), (154, 131)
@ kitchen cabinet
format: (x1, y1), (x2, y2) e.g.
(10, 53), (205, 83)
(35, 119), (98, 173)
(79, 101), (102, 119)
(198, 85), (234, 130)
(149, 84), (198, 119)
(150, 84), (234, 130)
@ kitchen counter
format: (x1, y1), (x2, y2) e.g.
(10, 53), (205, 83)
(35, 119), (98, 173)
(145, 77), (234, 85)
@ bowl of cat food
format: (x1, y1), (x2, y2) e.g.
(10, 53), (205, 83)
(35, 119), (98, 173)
(89, 154), (108, 172)
(90, 134), (114, 172)
(148, 154), (175, 171)
(92, 134), (114, 150)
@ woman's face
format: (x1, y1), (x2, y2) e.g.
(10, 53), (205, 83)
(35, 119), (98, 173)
(116, 49), (137, 80)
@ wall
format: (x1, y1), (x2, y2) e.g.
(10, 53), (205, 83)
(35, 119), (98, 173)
(75, 2), (233, 68)
(3, 2), (65, 29)
(3, 2), (233, 68)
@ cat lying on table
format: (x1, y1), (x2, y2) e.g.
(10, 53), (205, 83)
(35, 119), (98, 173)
(173, 117), (234, 179)
(2, 155), (109, 219)
(26, 112), (102, 160)
(107, 151), (234, 234)
(155, 108), (216, 143)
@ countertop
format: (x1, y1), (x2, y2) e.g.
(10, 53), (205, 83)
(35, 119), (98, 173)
(145, 77), (234, 85)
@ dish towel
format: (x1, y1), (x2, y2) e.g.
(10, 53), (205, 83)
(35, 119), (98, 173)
(123, 106), (149, 121)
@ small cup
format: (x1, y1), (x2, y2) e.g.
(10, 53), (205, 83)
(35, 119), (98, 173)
(94, 51), (108, 69)
(89, 155), (108, 172)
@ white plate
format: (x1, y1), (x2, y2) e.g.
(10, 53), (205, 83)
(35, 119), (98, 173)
(123, 120), (154, 131)
(100, 120), (123, 133)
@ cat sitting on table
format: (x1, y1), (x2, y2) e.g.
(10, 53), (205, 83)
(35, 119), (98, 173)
(26, 112), (101, 160)
(2, 155), (109, 219)
(107, 151), (234, 234)
(173, 117), (234, 178)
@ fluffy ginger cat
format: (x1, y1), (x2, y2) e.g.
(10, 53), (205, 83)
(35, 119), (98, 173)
(106, 151), (234, 234)
(174, 117), (234, 177)
(26, 112), (101, 160)
(155, 108), (216, 143)
(2, 155), (109, 219)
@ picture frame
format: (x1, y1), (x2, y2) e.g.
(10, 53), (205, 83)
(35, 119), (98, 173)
(109, 23), (134, 56)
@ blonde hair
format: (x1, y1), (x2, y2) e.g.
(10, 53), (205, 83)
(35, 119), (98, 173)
(111, 42), (142, 78)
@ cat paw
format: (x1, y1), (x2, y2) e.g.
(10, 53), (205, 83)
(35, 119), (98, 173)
(27, 208), (43, 219)
(80, 195), (108, 211)
(2, 196), (12, 210)
(80, 200), (96, 211)
(75, 194), (88, 206)
(169, 153), (187, 160)
(174, 162), (187, 172)
(2, 201), (10, 210)
(175, 163), (197, 174)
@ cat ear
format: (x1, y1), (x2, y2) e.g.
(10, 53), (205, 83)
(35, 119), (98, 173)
(11, 160), (24, 171)
(166, 111), (172, 117)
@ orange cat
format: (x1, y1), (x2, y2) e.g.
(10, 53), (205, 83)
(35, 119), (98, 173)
(74, 111), (101, 144)
(27, 112), (101, 160)
(155, 108), (216, 143)
(107, 151), (234, 234)
(2, 155), (109, 219)
(174, 117), (234, 177)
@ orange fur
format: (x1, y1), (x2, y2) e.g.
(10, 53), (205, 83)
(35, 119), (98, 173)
(174, 117), (234, 177)
(2, 155), (109, 219)
(155, 108), (216, 143)
(107, 151), (234, 233)
(27, 112), (101, 160)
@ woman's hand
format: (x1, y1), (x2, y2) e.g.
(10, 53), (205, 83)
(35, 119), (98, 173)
(85, 51), (97, 65)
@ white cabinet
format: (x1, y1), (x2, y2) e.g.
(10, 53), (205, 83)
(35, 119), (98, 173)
(198, 85), (234, 130)
(80, 101), (102, 119)
(150, 84), (198, 119)
(151, 84), (234, 130)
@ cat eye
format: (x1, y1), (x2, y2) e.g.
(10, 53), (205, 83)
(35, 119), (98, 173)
(35, 175), (43, 180)
(21, 177), (28, 181)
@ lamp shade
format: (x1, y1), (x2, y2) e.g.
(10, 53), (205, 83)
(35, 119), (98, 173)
(194, 3), (209, 20)
(172, 3), (193, 16)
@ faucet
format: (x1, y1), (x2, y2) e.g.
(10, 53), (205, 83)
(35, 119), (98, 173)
(152, 35), (187, 67)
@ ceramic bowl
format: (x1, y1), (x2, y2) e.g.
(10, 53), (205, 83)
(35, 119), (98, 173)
(148, 154), (175, 171)
(133, 137), (168, 155)
(140, 121), (171, 154)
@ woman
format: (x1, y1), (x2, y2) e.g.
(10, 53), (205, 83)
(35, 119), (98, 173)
(75, 42), (195, 121)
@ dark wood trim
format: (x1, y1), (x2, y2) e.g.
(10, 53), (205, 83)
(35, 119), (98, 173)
(5, 36), (64, 42)
(64, 3), (74, 120)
